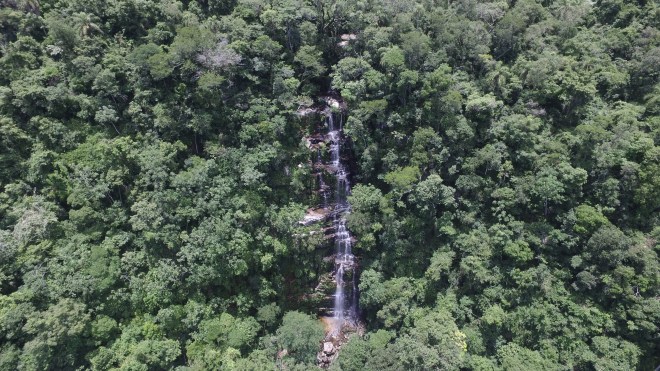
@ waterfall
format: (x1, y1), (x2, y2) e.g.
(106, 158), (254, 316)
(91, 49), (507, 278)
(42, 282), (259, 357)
(325, 107), (358, 333)
(318, 172), (328, 207)
(307, 97), (360, 368)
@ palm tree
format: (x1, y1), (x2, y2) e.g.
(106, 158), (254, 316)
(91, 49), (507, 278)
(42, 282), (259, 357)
(75, 13), (103, 37)
(18, 0), (40, 15)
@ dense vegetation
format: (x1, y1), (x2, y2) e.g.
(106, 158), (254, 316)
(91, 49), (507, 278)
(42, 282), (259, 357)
(0, 0), (658, 369)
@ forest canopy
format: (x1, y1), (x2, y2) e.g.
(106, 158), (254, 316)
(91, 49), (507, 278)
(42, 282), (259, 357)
(0, 0), (658, 369)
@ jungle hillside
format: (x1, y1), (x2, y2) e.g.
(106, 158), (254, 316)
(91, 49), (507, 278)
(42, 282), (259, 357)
(0, 0), (659, 369)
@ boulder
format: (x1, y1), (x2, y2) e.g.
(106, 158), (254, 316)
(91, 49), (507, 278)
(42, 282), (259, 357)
(323, 341), (335, 355)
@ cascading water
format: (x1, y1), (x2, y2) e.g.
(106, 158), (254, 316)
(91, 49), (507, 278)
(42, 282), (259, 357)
(302, 97), (361, 367)
(325, 108), (358, 333)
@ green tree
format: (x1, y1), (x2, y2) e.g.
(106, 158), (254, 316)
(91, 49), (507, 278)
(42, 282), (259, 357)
(276, 311), (324, 364)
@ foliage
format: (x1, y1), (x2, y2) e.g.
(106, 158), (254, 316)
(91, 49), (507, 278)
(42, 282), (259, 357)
(0, 0), (658, 369)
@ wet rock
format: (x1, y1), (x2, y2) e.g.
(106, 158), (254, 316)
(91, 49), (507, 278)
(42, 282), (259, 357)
(323, 342), (335, 354)
(296, 107), (317, 116)
(317, 352), (331, 367)
(300, 214), (323, 226)
(318, 341), (338, 368)
(299, 207), (331, 226)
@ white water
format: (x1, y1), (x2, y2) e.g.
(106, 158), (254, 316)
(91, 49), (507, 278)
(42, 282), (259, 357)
(324, 110), (358, 332)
